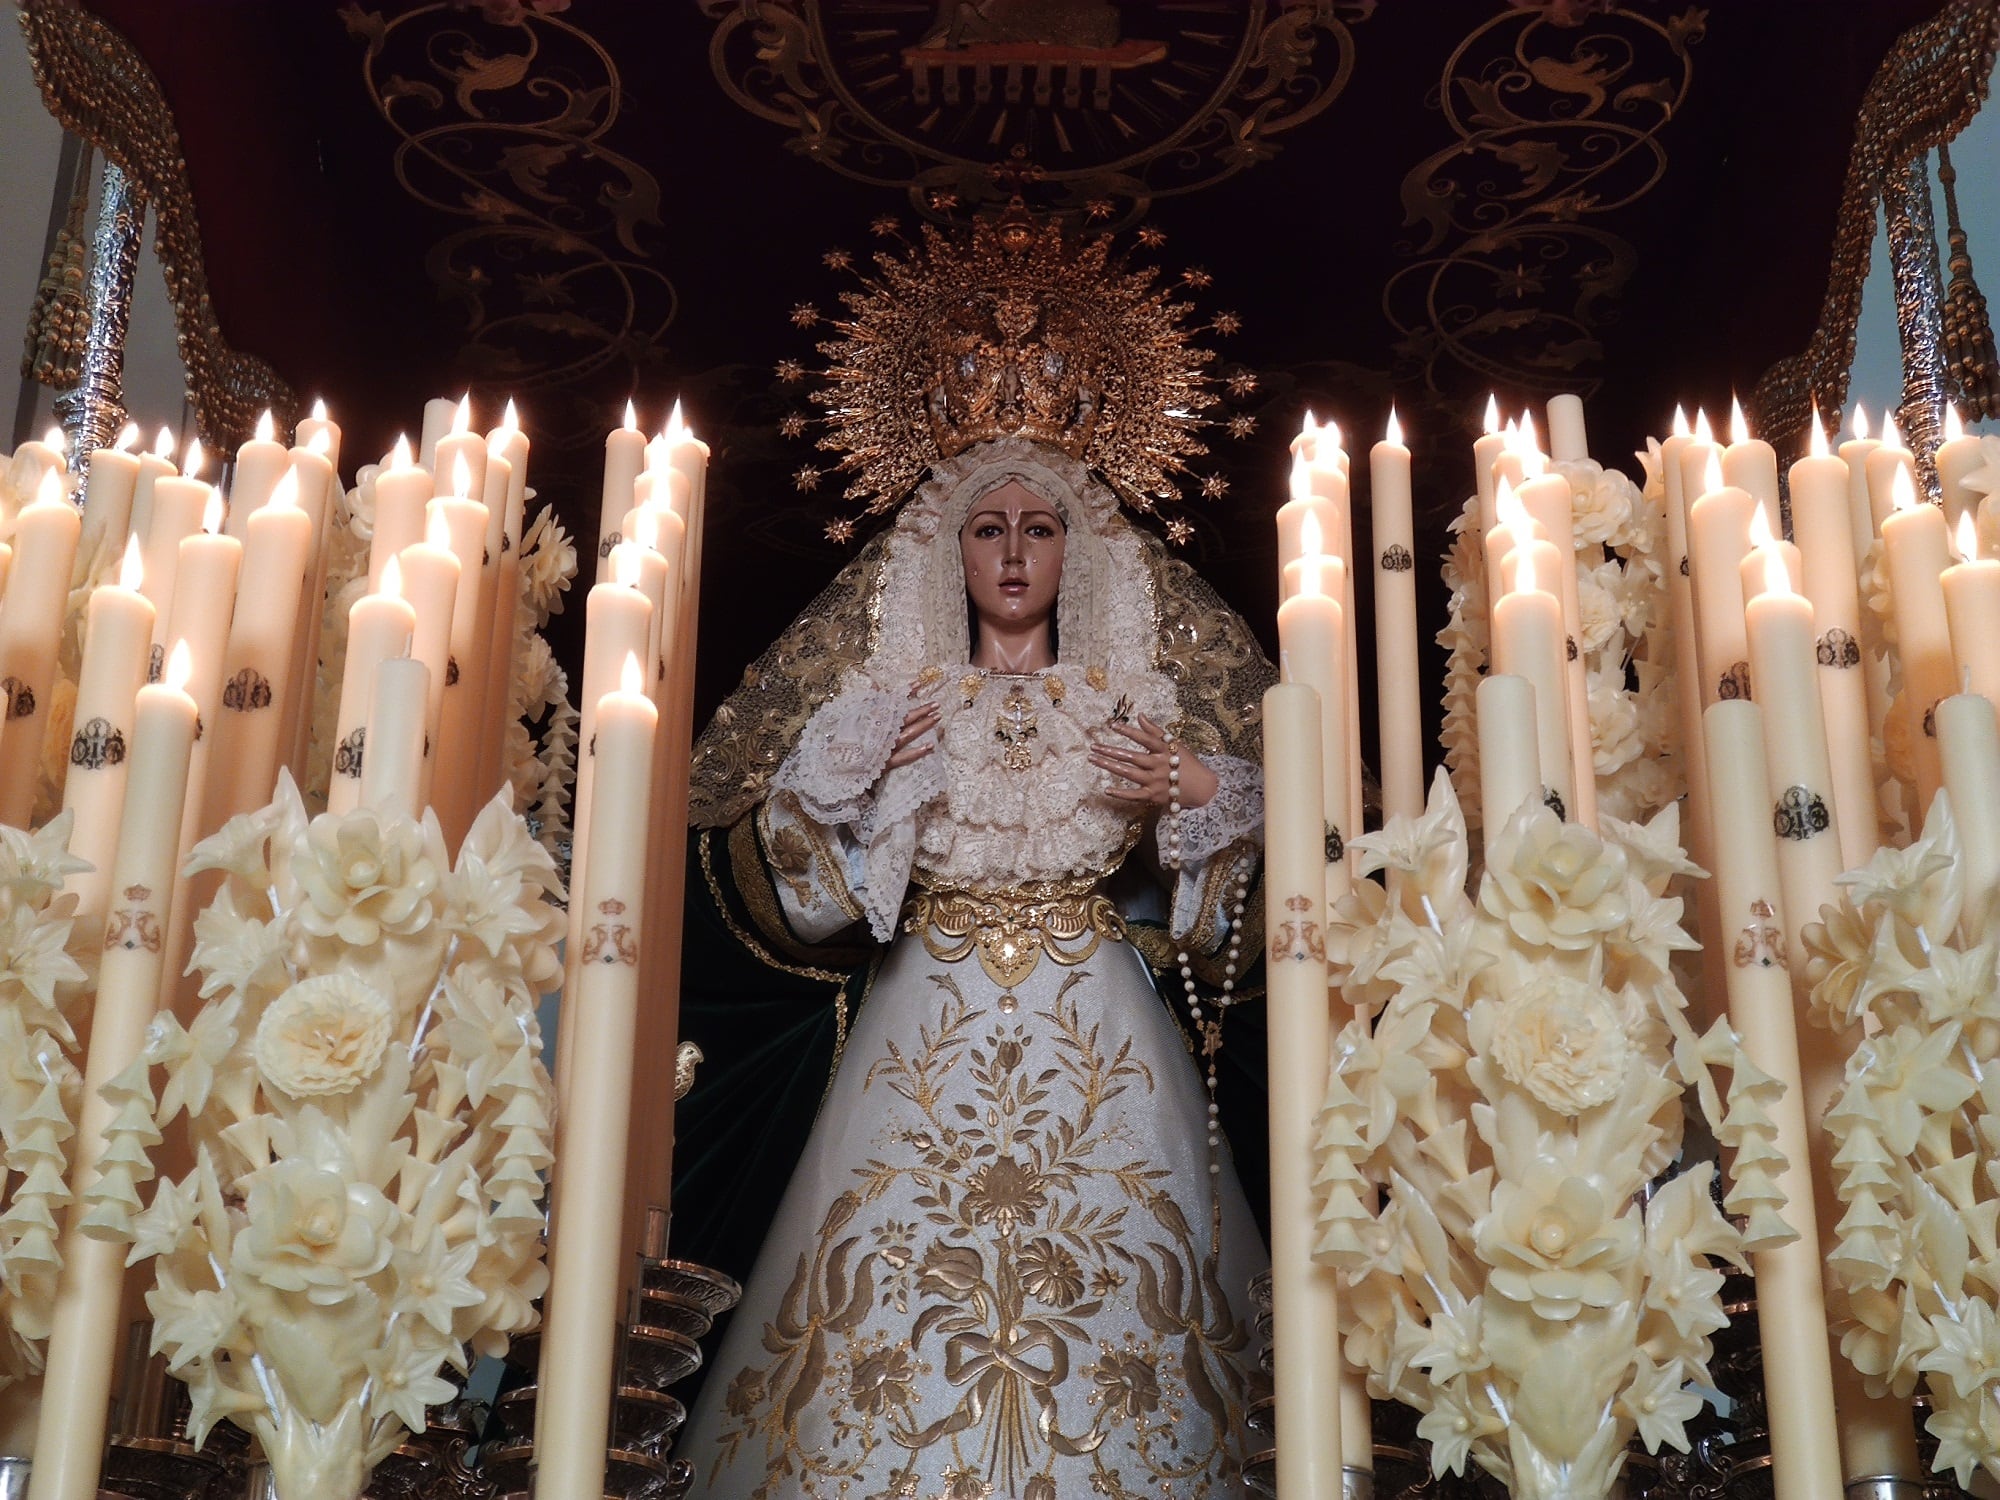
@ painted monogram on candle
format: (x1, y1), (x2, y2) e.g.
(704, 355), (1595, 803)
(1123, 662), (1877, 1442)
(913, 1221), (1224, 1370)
(1815, 628), (1861, 668)
(148, 643), (163, 683)
(1732, 899), (1788, 970)
(1543, 787), (1566, 820)
(222, 668), (273, 711)
(598, 531), (622, 558)
(1717, 662), (1751, 700)
(0, 679), (34, 721)
(104, 885), (161, 953)
(334, 727), (366, 779)
(1566, 635), (1578, 662)
(1268, 894), (1324, 964)
(1324, 825), (1343, 864)
(446, 655), (461, 687)
(1772, 786), (1831, 842)
(581, 896), (638, 966)
(68, 717), (126, 770)
(1380, 543), (1413, 572)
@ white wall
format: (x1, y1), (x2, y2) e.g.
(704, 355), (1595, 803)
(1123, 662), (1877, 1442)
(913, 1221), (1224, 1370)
(2, 18), (190, 450)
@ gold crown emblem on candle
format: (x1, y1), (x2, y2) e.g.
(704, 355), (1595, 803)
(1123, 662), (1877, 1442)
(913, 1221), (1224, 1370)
(788, 202), (1247, 532)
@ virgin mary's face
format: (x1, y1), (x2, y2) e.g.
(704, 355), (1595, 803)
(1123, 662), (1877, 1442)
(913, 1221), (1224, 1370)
(961, 480), (1065, 635)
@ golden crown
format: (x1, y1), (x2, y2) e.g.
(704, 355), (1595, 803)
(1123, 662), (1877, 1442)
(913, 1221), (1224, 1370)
(783, 205), (1252, 542)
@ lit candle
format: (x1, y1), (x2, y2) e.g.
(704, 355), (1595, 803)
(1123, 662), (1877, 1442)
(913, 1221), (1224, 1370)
(430, 394), (489, 512)
(202, 469), (313, 831)
(612, 525), (671, 700)
(1940, 692), (2000, 936)
(59, 538), (154, 937)
(1721, 395), (1780, 508)
(222, 408), (288, 539)
(1943, 510), (2000, 720)
(1699, 700), (1844, 1500)
(122, 427), (177, 557)
(1743, 546), (1845, 968)
(416, 394), (459, 472)
(1841, 404), (1896, 772)
(1737, 502), (1801, 602)
(0, 469), (81, 825)
(281, 429), (340, 787)
(76, 432), (142, 582)
(6, 426), (67, 524)
(293, 396), (343, 479)
(1686, 452), (1758, 704)
(365, 434), (432, 592)
(1259, 680), (1349, 1498)
(1488, 542), (1574, 818)
(396, 510), (464, 811)
(1545, 392), (1587, 464)
(1473, 395), (1507, 534)
(477, 400), (532, 802)
(327, 556), (418, 818)
(1517, 469), (1596, 827)
(138, 461), (212, 661)
(1863, 412), (1915, 535)
(1674, 408), (1722, 540)
(1476, 673), (1541, 858)
(1481, 477), (1547, 594)
(597, 399), (648, 582)
(1660, 406), (1718, 922)
(1880, 466), (1956, 813)
(1276, 455), (1338, 592)
(1370, 407), (1422, 821)
(1936, 401), (1985, 533)
(1789, 410), (1877, 869)
(1275, 549), (1353, 895)
(536, 652), (658, 1500)
(358, 654), (430, 821)
(426, 467), (494, 852)
(29, 644), (197, 1500)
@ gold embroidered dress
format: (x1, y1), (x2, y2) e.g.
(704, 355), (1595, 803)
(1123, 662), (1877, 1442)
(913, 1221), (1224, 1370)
(679, 441), (1271, 1500)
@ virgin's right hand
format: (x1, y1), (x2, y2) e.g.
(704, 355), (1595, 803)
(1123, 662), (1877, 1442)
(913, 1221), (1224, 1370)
(885, 702), (940, 770)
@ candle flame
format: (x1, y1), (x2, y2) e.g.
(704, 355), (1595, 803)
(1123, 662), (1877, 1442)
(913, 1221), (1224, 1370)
(1947, 403), (1966, 442)
(1519, 410), (1541, 456)
(1300, 509), (1323, 559)
(645, 433), (670, 475)
(1748, 502), (1776, 550)
(1496, 476), (1530, 530)
(1300, 551), (1324, 599)
(115, 422), (140, 452)
(1517, 543), (1538, 595)
(151, 426), (175, 460)
(1289, 458), (1313, 505)
(1323, 418), (1342, 452)
(1482, 394), (1501, 435)
(33, 467), (62, 508)
(1809, 403), (1830, 458)
(635, 505), (660, 552)
(613, 542), (642, 589)
(1693, 408), (1713, 445)
(1884, 409), (1902, 448)
(306, 428), (332, 456)
(255, 409), (275, 443)
(621, 651), (644, 696)
(623, 398), (639, 433)
(666, 398), (688, 443)
(390, 433), (413, 470)
(1891, 463), (1917, 512)
(1852, 402), (1871, 441)
(119, 535), (143, 591)
(451, 452), (472, 500)
(164, 640), (193, 693)
(451, 393), (471, 434)
(1384, 405), (1402, 447)
(1957, 509), (1979, 561)
(43, 425), (64, 452)
(1502, 416), (1519, 443)
(185, 437), (205, 477)
(1729, 394), (1750, 446)
(502, 396), (520, 433)
(1703, 450), (1723, 497)
(202, 489), (224, 535)
(1761, 544), (1792, 599)
(269, 468), (300, 511)
(427, 503), (451, 549)
(1671, 403), (1690, 438)
(311, 397), (329, 421)
(1301, 409), (1318, 436)
(382, 553), (404, 598)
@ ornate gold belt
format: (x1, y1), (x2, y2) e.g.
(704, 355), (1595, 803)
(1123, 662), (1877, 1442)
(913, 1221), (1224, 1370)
(903, 873), (1126, 995)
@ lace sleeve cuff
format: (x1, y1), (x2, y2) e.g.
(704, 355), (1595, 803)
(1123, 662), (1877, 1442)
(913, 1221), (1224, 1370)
(1159, 753), (1263, 868)
(771, 680), (905, 827)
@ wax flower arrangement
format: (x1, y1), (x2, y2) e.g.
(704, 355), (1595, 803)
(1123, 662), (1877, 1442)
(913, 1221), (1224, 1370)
(1314, 772), (1788, 1500)
(0, 815), (89, 1393)
(1804, 795), (2000, 1484)
(90, 776), (563, 1499)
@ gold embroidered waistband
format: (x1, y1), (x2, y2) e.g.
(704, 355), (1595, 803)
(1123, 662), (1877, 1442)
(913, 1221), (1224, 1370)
(902, 875), (1126, 993)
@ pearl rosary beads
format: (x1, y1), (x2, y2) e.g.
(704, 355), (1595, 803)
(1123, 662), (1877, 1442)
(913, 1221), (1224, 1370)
(1164, 741), (1183, 869)
(1178, 862), (1250, 1176)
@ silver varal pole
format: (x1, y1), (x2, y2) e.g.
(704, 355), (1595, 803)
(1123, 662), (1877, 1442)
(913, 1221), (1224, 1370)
(53, 158), (143, 487)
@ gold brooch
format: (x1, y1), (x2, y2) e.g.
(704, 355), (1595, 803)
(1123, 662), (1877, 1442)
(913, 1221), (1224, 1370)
(1043, 674), (1066, 706)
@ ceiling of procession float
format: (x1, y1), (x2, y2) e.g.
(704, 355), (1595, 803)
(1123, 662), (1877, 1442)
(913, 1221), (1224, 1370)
(73, 0), (1945, 737)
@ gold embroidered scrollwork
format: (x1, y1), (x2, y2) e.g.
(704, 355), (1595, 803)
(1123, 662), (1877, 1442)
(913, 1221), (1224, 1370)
(905, 877), (1126, 994)
(1383, 5), (1705, 401)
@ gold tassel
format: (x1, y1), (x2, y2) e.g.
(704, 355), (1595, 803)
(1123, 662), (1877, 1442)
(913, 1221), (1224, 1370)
(1940, 141), (2000, 421)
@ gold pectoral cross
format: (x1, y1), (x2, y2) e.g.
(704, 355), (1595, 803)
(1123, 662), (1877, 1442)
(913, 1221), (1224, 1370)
(995, 687), (1039, 771)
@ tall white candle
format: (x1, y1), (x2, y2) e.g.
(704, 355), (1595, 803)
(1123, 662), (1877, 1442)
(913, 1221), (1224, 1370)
(1476, 673), (1541, 860)
(28, 649), (197, 1500)
(0, 471), (81, 825)
(1489, 544), (1574, 818)
(597, 400), (648, 584)
(1721, 396), (1780, 508)
(1370, 409), (1422, 821)
(1276, 552), (1353, 896)
(1880, 468), (1956, 813)
(1545, 392), (1587, 463)
(358, 654), (430, 821)
(222, 408), (288, 539)
(396, 514), (463, 810)
(366, 436), (433, 592)
(77, 444), (141, 582)
(1943, 511), (2000, 721)
(327, 559), (418, 818)
(1937, 402), (1985, 533)
(1687, 461), (1758, 705)
(427, 484), (493, 853)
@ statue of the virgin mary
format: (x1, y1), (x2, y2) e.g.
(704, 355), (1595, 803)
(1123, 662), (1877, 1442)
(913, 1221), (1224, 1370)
(676, 208), (1276, 1499)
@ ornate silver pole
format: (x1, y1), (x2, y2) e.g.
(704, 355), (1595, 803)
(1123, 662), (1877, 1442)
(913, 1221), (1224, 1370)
(52, 158), (143, 487)
(1884, 155), (1949, 501)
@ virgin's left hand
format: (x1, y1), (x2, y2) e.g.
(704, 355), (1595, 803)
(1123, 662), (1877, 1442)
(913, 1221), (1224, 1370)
(1089, 715), (1218, 809)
